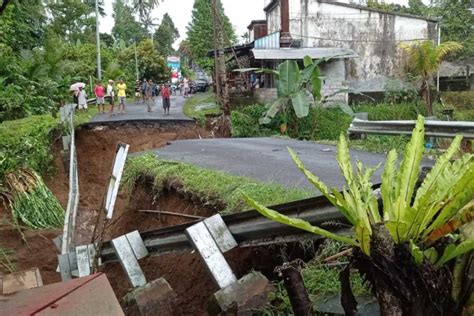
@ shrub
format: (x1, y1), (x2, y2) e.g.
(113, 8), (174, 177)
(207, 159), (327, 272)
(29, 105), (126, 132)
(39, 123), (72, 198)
(0, 115), (59, 180)
(231, 104), (352, 141)
(441, 91), (474, 109)
(353, 102), (427, 120)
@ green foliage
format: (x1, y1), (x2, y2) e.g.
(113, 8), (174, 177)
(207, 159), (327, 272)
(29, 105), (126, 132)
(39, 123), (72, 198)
(351, 135), (410, 154)
(432, 0), (474, 60)
(118, 39), (169, 83)
(112, 0), (148, 44)
(441, 91), (474, 119)
(352, 102), (427, 121)
(245, 116), (474, 265)
(5, 170), (64, 230)
(231, 104), (352, 141)
(153, 13), (179, 57)
(0, 109), (96, 180)
(255, 58), (323, 124)
(0, 247), (15, 273)
(186, 0), (235, 68)
(0, 0), (46, 52)
(0, 115), (58, 179)
(183, 92), (220, 124)
(46, 0), (100, 45)
(261, 240), (369, 314)
(122, 154), (313, 214)
(401, 40), (463, 78)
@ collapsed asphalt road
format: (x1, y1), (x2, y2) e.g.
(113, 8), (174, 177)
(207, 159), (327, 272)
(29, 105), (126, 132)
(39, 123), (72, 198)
(152, 137), (391, 191)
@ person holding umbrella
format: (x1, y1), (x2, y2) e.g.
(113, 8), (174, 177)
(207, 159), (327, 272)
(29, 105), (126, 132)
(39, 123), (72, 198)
(77, 86), (88, 111)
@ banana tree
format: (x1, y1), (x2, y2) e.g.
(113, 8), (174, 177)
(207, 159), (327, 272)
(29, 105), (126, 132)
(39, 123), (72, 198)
(244, 116), (474, 315)
(236, 56), (324, 126)
(261, 56), (323, 125)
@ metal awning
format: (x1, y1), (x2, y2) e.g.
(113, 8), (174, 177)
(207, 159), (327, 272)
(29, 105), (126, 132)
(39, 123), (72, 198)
(251, 47), (358, 60)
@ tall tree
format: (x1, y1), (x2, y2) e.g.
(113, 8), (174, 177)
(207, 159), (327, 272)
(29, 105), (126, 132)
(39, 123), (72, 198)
(47, 0), (100, 45)
(112, 0), (147, 44)
(186, 0), (235, 67)
(401, 40), (463, 115)
(433, 0), (474, 59)
(0, 0), (47, 51)
(153, 13), (179, 56)
(117, 39), (169, 82)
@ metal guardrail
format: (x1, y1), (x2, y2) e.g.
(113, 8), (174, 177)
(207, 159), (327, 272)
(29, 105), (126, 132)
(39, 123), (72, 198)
(59, 104), (80, 254)
(348, 118), (474, 139)
(98, 194), (350, 264)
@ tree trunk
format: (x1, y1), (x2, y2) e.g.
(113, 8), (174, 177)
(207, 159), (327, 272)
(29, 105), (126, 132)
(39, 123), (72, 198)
(353, 223), (454, 315)
(277, 261), (314, 316)
(422, 78), (432, 116)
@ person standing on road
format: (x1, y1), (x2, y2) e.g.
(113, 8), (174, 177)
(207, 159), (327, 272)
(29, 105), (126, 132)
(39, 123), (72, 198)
(94, 82), (106, 113)
(106, 79), (115, 116)
(116, 78), (127, 114)
(145, 79), (155, 112)
(161, 84), (171, 116)
(77, 86), (88, 111)
(141, 79), (147, 103)
(183, 77), (189, 98)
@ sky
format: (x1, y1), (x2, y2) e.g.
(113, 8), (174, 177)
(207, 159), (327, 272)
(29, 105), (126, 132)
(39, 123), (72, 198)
(99, 0), (419, 47)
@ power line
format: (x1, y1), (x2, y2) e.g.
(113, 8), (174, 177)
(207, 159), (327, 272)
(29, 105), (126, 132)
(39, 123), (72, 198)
(290, 33), (430, 43)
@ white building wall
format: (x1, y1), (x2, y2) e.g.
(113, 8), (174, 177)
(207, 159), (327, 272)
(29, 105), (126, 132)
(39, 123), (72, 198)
(285, 0), (437, 92)
(267, 4), (281, 34)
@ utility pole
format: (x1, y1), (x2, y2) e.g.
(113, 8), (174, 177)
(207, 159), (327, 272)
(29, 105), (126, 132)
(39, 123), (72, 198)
(134, 40), (139, 81)
(95, 0), (102, 81)
(211, 0), (230, 116)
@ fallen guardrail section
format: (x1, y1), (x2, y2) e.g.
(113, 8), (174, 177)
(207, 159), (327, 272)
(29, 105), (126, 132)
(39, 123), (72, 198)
(58, 104), (79, 256)
(348, 118), (474, 139)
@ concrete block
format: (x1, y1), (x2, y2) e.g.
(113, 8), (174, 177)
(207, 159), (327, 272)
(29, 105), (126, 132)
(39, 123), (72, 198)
(2, 267), (43, 295)
(123, 278), (178, 316)
(208, 271), (274, 316)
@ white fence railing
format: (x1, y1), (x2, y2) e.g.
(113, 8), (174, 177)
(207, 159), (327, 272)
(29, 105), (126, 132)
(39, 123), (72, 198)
(348, 118), (474, 139)
(59, 104), (79, 255)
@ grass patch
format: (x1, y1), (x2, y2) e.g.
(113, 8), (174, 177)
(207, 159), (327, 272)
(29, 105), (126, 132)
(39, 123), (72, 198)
(0, 106), (97, 179)
(261, 240), (370, 314)
(183, 92), (221, 124)
(4, 170), (64, 229)
(0, 247), (15, 273)
(123, 153), (313, 214)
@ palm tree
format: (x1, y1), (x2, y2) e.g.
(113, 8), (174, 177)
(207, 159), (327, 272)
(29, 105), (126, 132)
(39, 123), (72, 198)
(400, 40), (462, 116)
(131, 0), (160, 21)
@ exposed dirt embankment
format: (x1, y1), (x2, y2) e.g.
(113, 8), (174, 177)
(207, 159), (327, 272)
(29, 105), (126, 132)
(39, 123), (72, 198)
(1, 121), (209, 285)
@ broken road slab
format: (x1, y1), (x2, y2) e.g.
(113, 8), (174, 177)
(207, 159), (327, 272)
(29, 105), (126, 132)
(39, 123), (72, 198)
(152, 137), (384, 190)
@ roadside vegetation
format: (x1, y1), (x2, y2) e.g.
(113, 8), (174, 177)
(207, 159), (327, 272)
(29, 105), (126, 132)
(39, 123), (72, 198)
(183, 92), (221, 124)
(261, 240), (370, 314)
(123, 153), (313, 214)
(0, 107), (97, 229)
(245, 116), (474, 314)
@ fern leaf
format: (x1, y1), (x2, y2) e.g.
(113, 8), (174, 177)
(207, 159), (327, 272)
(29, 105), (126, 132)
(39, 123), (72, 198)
(414, 155), (472, 240)
(381, 149), (398, 221)
(288, 147), (357, 225)
(435, 239), (474, 268)
(425, 200), (474, 246)
(337, 133), (354, 183)
(425, 163), (474, 236)
(242, 192), (359, 247)
(413, 135), (463, 210)
(395, 115), (425, 222)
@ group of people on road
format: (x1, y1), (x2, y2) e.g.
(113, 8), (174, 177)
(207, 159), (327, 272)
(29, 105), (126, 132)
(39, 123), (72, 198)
(75, 78), (172, 116)
(134, 78), (172, 114)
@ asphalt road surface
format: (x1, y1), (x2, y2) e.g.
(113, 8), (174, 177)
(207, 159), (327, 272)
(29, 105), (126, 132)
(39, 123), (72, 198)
(153, 137), (392, 191)
(90, 94), (192, 123)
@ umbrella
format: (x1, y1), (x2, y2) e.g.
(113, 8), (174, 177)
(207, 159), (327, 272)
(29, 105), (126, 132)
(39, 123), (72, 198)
(69, 82), (86, 91)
